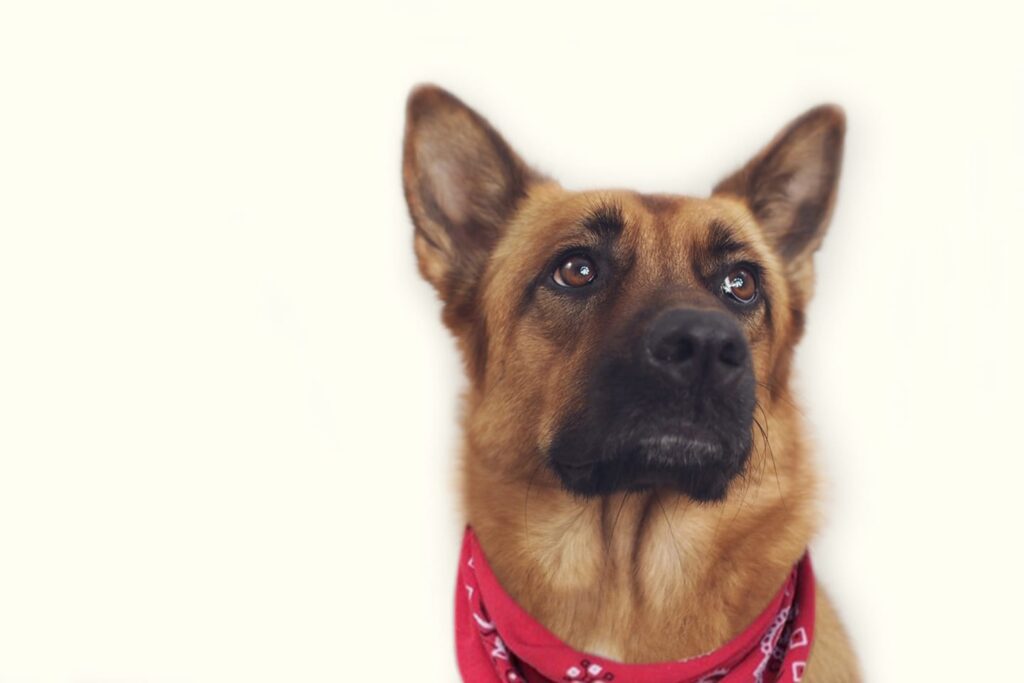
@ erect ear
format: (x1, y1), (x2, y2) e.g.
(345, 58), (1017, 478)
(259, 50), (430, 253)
(402, 85), (540, 322)
(714, 105), (845, 303)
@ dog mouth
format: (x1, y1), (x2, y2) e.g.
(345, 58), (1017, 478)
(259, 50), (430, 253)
(547, 308), (758, 502)
(549, 422), (750, 502)
(637, 428), (723, 465)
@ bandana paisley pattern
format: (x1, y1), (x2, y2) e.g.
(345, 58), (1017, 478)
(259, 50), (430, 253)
(455, 527), (815, 683)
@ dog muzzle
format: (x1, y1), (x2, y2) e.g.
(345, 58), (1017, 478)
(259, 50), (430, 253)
(455, 527), (815, 682)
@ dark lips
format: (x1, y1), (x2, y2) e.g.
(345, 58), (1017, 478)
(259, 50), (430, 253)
(550, 427), (744, 501)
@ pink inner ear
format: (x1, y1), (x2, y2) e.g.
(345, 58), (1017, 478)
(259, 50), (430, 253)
(417, 132), (473, 228)
(785, 162), (826, 204)
(429, 154), (470, 226)
(777, 127), (833, 206)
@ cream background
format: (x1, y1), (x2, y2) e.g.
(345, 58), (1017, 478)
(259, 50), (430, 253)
(1, 1), (1022, 681)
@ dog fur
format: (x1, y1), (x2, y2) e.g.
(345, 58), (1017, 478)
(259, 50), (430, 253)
(402, 85), (860, 681)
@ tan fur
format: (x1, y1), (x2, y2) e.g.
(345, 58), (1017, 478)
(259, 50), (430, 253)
(804, 587), (862, 682)
(403, 85), (859, 678)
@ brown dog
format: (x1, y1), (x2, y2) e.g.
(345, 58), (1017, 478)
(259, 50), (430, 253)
(402, 85), (859, 681)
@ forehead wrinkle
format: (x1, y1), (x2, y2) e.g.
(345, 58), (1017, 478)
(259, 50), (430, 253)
(620, 193), (705, 289)
(661, 208), (704, 286)
(618, 195), (664, 292)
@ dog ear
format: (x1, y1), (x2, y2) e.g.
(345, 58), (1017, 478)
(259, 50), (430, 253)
(402, 85), (539, 317)
(714, 105), (845, 302)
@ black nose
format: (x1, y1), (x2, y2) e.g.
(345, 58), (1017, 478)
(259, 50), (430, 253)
(646, 308), (748, 383)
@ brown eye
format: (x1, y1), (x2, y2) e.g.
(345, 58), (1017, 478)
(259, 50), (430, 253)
(553, 254), (597, 288)
(722, 267), (758, 303)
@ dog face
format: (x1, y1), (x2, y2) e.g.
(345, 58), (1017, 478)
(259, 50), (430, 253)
(403, 87), (843, 504)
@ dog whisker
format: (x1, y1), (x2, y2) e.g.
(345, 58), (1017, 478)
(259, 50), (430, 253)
(754, 401), (786, 510)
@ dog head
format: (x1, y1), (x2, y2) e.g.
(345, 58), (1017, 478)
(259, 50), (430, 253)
(403, 86), (843, 504)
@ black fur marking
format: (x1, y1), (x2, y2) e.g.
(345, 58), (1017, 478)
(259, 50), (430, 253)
(583, 203), (625, 240)
(707, 220), (747, 260)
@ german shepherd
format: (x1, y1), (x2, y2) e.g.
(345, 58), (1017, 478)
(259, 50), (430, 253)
(402, 85), (859, 681)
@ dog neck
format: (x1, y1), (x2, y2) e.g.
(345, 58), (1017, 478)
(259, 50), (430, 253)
(461, 404), (817, 664)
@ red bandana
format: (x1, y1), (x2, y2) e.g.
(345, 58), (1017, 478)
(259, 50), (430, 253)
(456, 527), (815, 683)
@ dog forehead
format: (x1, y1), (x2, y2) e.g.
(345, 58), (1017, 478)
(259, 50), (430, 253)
(499, 187), (762, 266)
(625, 192), (751, 256)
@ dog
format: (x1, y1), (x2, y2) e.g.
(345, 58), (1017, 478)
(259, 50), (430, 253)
(402, 85), (859, 682)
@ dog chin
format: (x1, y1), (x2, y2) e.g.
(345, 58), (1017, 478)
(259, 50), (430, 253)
(549, 432), (750, 502)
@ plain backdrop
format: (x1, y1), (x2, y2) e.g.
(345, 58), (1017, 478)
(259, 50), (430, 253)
(1, 1), (1022, 680)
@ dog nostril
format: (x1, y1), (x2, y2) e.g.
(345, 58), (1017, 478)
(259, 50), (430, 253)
(718, 339), (745, 367)
(655, 334), (695, 365)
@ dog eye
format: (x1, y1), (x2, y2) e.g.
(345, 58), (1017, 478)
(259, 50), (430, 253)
(553, 254), (597, 288)
(721, 267), (758, 303)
